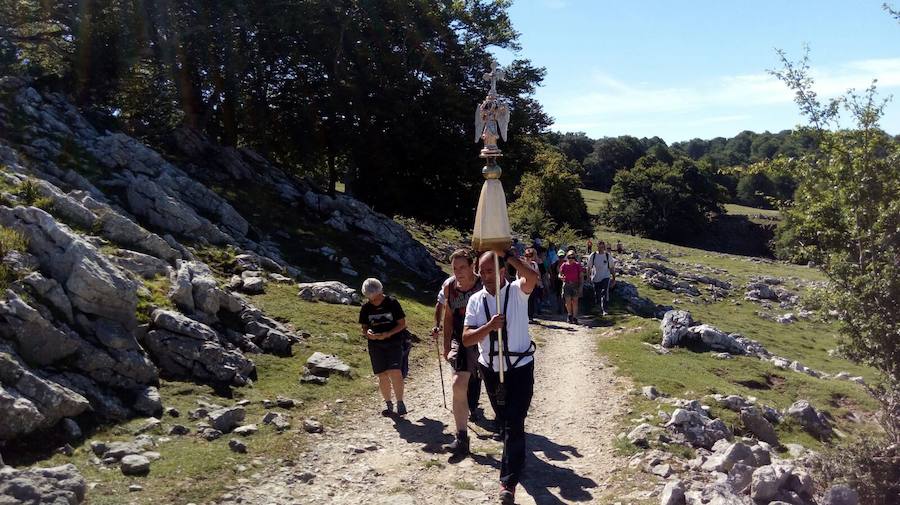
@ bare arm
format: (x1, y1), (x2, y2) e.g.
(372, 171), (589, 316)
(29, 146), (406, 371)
(505, 248), (538, 294)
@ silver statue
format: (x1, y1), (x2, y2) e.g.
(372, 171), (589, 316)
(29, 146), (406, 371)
(474, 61), (511, 158)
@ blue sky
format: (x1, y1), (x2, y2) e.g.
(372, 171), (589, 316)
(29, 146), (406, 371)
(493, 0), (900, 143)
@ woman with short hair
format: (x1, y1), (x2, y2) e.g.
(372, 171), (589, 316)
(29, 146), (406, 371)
(359, 278), (409, 416)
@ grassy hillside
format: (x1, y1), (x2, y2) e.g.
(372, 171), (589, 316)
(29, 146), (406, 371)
(581, 187), (781, 221)
(586, 231), (878, 452)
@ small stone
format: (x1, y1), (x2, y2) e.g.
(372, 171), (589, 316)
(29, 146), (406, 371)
(164, 407), (181, 418)
(129, 484), (143, 492)
(168, 425), (190, 436)
(642, 386), (660, 400)
(229, 439), (248, 454)
(651, 464), (671, 477)
(823, 484), (859, 505)
(90, 441), (108, 457)
(276, 396), (297, 409)
(659, 480), (685, 505)
(56, 444), (74, 457)
(134, 417), (162, 434)
(120, 454), (151, 476)
(303, 419), (324, 433)
(233, 424), (258, 436)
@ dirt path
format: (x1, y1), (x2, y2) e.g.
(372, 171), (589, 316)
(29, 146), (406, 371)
(218, 315), (630, 505)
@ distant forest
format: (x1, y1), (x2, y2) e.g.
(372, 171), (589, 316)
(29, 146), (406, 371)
(548, 129), (821, 208)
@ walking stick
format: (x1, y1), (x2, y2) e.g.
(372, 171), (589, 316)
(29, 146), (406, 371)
(435, 304), (448, 410)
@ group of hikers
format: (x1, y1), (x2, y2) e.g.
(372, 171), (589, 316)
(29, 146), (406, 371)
(356, 238), (621, 504)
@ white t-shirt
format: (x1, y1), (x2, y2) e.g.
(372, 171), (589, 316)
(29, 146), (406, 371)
(464, 278), (533, 371)
(436, 276), (454, 305)
(588, 251), (616, 282)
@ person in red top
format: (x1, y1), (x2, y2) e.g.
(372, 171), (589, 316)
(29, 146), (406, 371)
(558, 251), (584, 324)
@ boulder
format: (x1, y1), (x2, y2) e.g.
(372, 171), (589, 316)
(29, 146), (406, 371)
(302, 419), (324, 433)
(228, 438), (248, 454)
(750, 464), (793, 502)
(297, 281), (361, 305)
(660, 310), (694, 348)
(726, 463), (755, 493)
(0, 349), (90, 440)
(120, 454), (151, 476)
(740, 407), (779, 445)
(141, 327), (255, 386)
(659, 480), (685, 505)
(240, 276), (265, 294)
(786, 400), (833, 439)
(687, 325), (747, 354)
(305, 352), (351, 378)
(0, 292), (81, 366)
(665, 408), (731, 449)
(627, 423), (659, 448)
(0, 463), (86, 504)
(207, 406), (245, 433)
(822, 484), (859, 505)
(132, 386), (162, 417)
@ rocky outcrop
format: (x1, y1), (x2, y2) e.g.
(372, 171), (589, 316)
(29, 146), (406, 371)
(297, 281), (362, 305)
(0, 463), (86, 504)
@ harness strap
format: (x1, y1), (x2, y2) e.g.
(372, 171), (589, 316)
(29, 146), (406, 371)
(483, 284), (536, 370)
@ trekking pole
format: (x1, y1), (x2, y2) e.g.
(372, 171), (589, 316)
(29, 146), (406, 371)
(435, 304), (448, 410)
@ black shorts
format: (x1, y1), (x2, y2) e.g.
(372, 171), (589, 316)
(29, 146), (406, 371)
(367, 339), (403, 375)
(447, 338), (479, 374)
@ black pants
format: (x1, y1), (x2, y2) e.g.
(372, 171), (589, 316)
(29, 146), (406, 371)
(468, 373), (482, 411)
(480, 361), (535, 488)
(594, 278), (610, 313)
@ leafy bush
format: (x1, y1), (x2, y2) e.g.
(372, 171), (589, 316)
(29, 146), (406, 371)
(17, 178), (52, 210)
(604, 158), (723, 241)
(508, 143), (592, 241)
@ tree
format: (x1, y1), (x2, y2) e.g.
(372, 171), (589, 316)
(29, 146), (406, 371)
(508, 141), (592, 241)
(770, 47), (900, 504)
(604, 158), (723, 241)
(735, 172), (776, 208)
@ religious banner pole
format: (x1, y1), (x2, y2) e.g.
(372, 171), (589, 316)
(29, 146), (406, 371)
(472, 61), (512, 394)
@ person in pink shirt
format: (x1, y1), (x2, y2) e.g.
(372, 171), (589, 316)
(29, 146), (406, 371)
(557, 251), (584, 324)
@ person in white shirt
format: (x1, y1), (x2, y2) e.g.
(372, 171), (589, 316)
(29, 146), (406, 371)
(588, 240), (617, 316)
(463, 248), (538, 505)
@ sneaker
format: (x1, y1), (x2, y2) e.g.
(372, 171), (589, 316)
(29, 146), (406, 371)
(602, 310), (608, 316)
(572, 316), (578, 325)
(381, 401), (393, 417)
(396, 401), (408, 416)
(499, 484), (515, 504)
(444, 431), (470, 456)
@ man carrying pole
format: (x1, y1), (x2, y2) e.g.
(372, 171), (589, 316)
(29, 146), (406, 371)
(463, 249), (538, 504)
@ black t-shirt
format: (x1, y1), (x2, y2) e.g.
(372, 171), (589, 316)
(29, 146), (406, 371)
(358, 296), (406, 343)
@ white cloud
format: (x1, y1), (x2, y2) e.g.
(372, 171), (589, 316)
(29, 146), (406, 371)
(546, 57), (900, 134)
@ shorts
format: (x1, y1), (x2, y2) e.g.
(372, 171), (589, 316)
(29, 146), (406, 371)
(562, 281), (581, 299)
(367, 339), (404, 375)
(447, 338), (479, 374)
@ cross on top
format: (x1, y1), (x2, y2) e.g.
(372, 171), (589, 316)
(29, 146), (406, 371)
(483, 60), (506, 97)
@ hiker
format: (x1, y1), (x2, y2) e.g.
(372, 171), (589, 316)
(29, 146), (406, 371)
(588, 240), (617, 316)
(359, 278), (409, 416)
(433, 249), (485, 456)
(521, 247), (541, 323)
(615, 240), (624, 254)
(463, 249), (539, 505)
(552, 248), (566, 314)
(558, 250), (584, 324)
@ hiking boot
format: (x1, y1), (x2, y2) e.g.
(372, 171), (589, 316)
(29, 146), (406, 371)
(396, 401), (408, 416)
(444, 431), (470, 456)
(499, 484), (515, 504)
(381, 401), (393, 417)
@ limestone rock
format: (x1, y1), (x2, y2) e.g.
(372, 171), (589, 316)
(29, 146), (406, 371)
(660, 310), (693, 348)
(0, 463), (86, 504)
(822, 484), (859, 505)
(305, 352), (351, 378)
(208, 406), (245, 433)
(785, 400), (833, 439)
(659, 480), (685, 505)
(740, 406), (779, 445)
(297, 281), (361, 305)
(120, 454), (151, 476)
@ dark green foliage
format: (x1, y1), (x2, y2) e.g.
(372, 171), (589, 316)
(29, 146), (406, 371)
(0, 0), (550, 227)
(508, 141), (592, 241)
(604, 158), (724, 241)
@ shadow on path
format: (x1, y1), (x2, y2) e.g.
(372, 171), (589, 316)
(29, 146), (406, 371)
(520, 432), (597, 504)
(390, 416), (453, 454)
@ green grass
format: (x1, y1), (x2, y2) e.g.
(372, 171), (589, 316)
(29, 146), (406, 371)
(589, 230), (880, 452)
(135, 275), (174, 323)
(724, 203), (781, 219)
(579, 188), (611, 216)
(453, 480), (478, 490)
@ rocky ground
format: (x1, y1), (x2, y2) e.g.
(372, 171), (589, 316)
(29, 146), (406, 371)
(215, 316), (630, 505)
